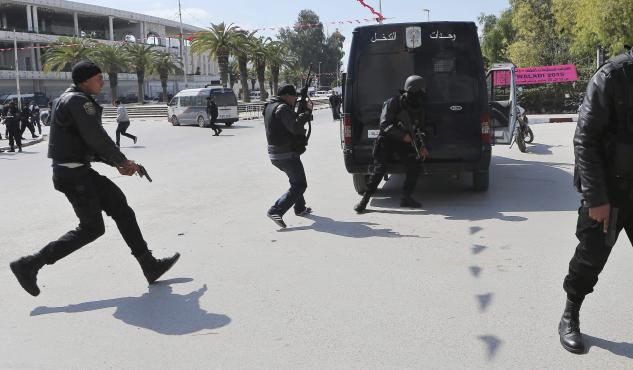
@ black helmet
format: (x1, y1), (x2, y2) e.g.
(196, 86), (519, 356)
(403, 75), (426, 94)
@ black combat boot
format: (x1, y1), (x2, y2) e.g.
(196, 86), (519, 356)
(400, 195), (421, 208)
(354, 193), (372, 214)
(136, 251), (181, 284)
(558, 297), (585, 354)
(10, 254), (45, 296)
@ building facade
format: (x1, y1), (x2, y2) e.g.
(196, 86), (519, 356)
(0, 0), (220, 101)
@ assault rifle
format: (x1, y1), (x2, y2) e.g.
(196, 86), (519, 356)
(293, 65), (314, 153)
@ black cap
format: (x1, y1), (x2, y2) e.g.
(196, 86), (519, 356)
(277, 84), (297, 97)
(72, 60), (102, 85)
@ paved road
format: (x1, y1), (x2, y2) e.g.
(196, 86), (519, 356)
(1, 110), (632, 369)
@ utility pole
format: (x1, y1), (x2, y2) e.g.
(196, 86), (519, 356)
(318, 62), (322, 91)
(13, 29), (22, 110)
(178, 0), (188, 88)
(378, 0), (383, 24)
(423, 9), (430, 22)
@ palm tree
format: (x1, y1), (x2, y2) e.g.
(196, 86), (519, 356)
(43, 37), (96, 72)
(152, 51), (183, 103)
(124, 43), (157, 104)
(249, 36), (271, 101)
(228, 59), (239, 90)
(232, 30), (256, 102)
(91, 44), (132, 104)
(266, 41), (293, 96)
(190, 22), (238, 88)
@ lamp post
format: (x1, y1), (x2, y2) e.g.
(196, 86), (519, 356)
(318, 61), (322, 91)
(423, 9), (430, 22)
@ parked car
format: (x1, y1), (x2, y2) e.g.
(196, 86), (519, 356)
(168, 88), (239, 127)
(315, 90), (332, 99)
(341, 21), (516, 193)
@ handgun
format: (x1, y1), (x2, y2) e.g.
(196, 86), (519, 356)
(605, 207), (619, 248)
(137, 164), (152, 183)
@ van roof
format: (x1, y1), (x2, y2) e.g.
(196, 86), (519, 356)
(176, 88), (233, 96)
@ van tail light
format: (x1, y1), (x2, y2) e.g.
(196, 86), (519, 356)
(343, 113), (353, 146)
(480, 112), (492, 144)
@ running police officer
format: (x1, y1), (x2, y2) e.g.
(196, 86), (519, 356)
(264, 84), (314, 229)
(3, 100), (22, 152)
(559, 47), (633, 353)
(30, 101), (42, 135)
(206, 96), (222, 136)
(9, 61), (180, 297)
(354, 75), (429, 213)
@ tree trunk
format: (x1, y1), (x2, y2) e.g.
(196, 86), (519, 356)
(137, 70), (145, 104)
(271, 64), (280, 95)
(238, 55), (250, 102)
(160, 73), (169, 103)
(256, 60), (267, 101)
(250, 78), (256, 91)
(217, 53), (229, 88)
(109, 72), (119, 105)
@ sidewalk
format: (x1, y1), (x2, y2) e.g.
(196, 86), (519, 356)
(527, 113), (578, 124)
(0, 126), (48, 152)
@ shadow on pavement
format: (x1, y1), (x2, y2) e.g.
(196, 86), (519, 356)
(372, 156), (576, 222)
(478, 335), (502, 360)
(283, 214), (421, 239)
(30, 278), (231, 335)
(584, 335), (633, 359)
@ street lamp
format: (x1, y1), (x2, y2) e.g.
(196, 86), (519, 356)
(423, 9), (430, 22)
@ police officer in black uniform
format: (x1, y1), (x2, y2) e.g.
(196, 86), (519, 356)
(264, 84), (314, 229)
(3, 101), (22, 152)
(206, 96), (222, 136)
(30, 101), (42, 135)
(20, 103), (38, 139)
(354, 75), (429, 213)
(328, 91), (341, 120)
(9, 61), (180, 297)
(559, 47), (633, 354)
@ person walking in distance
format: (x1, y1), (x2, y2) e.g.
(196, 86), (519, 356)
(559, 46), (633, 354)
(264, 84), (314, 229)
(9, 61), (180, 297)
(30, 101), (42, 135)
(206, 96), (222, 136)
(114, 99), (137, 147)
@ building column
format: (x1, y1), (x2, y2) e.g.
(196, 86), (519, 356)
(26, 5), (33, 32)
(73, 12), (79, 36)
(30, 44), (36, 71)
(35, 43), (42, 70)
(41, 18), (46, 32)
(109, 16), (114, 41)
(139, 22), (145, 43)
(32, 6), (39, 33)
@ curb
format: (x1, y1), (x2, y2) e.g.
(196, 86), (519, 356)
(0, 135), (46, 151)
(527, 115), (578, 124)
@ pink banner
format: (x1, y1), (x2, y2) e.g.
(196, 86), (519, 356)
(493, 64), (578, 86)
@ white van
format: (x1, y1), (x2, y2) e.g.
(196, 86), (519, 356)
(168, 88), (239, 127)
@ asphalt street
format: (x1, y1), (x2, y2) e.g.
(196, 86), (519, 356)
(1, 109), (632, 369)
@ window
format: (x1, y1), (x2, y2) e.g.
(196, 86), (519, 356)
(169, 97), (178, 106)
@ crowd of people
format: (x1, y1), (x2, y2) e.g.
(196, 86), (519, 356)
(0, 100), (43, 153)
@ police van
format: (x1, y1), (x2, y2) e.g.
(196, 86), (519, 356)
(168, 87), (239, 127)
(341, 22), (517, 193)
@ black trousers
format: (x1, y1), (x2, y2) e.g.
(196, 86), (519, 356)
(116, 121), (136, 145)
(365, 139), (420, 196)
(209, 118), (221, 133)
(7, 122), (21, 149)
(32, 115), (41, 134)
(563, 202), (633, 299)
(37, 166), (149, 265)
(20, 119), (37, 137)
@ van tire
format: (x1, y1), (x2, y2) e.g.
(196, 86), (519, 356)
(353, 174), (370, 194)
(171, 116), (180, 126)
(197, 116), (207, 128)
(473, 171), (489, 192)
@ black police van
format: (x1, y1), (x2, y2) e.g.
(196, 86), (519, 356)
(342, 22), (513, 193)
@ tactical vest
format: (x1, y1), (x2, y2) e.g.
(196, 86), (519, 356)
(264, 101), (295, 147)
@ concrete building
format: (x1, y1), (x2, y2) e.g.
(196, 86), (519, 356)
(0, 0), (220, 102)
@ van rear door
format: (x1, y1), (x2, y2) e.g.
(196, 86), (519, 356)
(351, 22), (487, 164)
(486, 64), (518, 145)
